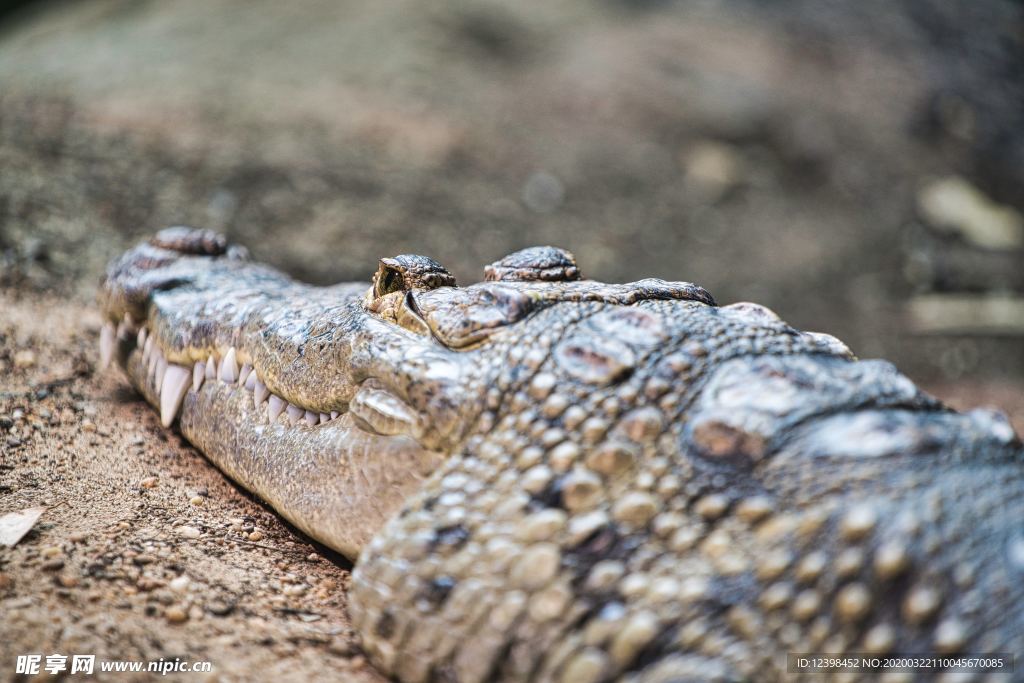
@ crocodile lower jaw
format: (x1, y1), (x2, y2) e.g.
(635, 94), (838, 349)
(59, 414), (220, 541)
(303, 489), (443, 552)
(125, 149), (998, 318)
(100, 316), (444, 558)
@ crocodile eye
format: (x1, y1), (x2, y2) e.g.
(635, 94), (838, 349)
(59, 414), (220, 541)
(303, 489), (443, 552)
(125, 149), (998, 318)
(372, 255), (457, 299)
(367, 254), (459, 330)
(484, 245), (582, 282)
(375, 263), (404, 298)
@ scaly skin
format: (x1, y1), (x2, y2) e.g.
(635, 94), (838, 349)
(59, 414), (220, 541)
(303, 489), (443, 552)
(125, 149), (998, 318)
(99, 228), (1024, 682)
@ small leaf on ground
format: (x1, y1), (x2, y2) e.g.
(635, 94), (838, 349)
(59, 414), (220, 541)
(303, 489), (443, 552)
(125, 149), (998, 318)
(0, 507), (46, 547)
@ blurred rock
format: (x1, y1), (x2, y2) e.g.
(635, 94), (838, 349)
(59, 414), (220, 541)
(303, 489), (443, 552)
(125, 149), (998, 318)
(683, 141), (743, 201)
(907, 294), (1024, 335)
(522, 171), (565, 214)
(918, 176), (1024, 250)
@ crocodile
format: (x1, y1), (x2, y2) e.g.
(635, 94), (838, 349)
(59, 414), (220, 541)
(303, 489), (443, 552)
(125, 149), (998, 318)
(98, 227), (1024, 682)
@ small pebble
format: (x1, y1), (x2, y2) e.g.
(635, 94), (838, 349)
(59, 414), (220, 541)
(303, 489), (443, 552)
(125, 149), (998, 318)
(327, 637), (356, 656)
(13, 350), (36, 368)
(248, 531), (264, 542)
(189, 496), (204, 506)
(42, 559), (65, 571)
(177, 526), (201, 539)
(165, 605), (188, 623)
(137, 577), (163, 591)
(57, 575), (79, 588)
(140, 476), (159, 489)
(207, 600), (233, 616)
(169, 576), (190, 593)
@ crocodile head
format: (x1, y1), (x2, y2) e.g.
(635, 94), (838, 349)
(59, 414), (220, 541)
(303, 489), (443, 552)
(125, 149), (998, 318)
(98, 227), (717, 556)
(100, 228), (1024, 681)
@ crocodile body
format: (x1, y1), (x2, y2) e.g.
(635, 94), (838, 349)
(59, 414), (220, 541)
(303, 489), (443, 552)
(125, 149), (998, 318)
(99, 228), (1024, 682)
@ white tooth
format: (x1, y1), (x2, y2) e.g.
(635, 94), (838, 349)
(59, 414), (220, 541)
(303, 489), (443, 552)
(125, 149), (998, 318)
(160, 364), (191, 428)
(143, 335), (153, 364)
(254, 380), (269, 408)
(238, 364), (252, 388)
(319, 413), (330, 424)
(137, 327), (147, 348)
(330, 411), (339, 420)
(304, 410), (318, 427)
(205, 355), (217, 380)
(155, 355), (167, 392)
(118, 312), (133, 339)
(243, 367), (257, 391)
(286, 404), (304, 424)
(193, 362), (205, 393)
(268, 395), (287, 422)
(219, 347), (238, 383)
(99, 323), (116, 369)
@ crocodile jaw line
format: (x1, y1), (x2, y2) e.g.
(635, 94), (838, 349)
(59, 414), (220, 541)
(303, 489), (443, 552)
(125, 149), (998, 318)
(104, 316), (446, 559)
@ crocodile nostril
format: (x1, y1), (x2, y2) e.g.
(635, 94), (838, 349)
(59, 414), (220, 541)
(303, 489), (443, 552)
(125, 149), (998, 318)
(484, 245), (581, 282)
(149, 226), (230, 256)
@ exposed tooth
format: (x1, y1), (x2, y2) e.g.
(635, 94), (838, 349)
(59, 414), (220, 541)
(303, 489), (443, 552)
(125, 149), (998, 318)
(243, 367), (257, 391)
(155, 355), (168, 393)
(268, 395), (287, 422)
(286, 403), (304, 424)
(330, 411), (339, 420)
(137, 327), (147, 348)
(350, 386), (417, 436)
(239, 362), (253, 389)
(303, 410), (318, 427)
(193, 362), (206, 393)
(143, 335), (153, 364)
(99, 323), (116, 369)
(160, 364), (191, 428)
(118, 312), (134, 339)
(205, 355), (217, 380)
(219, 347), (238, 383)
(254, 380), (270, 408)
(319, 413), (330, 424)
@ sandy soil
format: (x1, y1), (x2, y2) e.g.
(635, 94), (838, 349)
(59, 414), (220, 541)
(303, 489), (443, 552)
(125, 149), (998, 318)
(2, 288), (1022, 682)
(0, 291), (383, 682)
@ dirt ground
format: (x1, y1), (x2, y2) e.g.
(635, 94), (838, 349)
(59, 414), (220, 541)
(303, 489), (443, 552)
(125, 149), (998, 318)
(0, 291), (382, 682)
(2, 289), (1023, 682)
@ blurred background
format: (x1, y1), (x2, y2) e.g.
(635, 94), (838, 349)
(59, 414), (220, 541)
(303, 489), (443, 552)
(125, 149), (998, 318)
(1, 0), (1021, 394)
